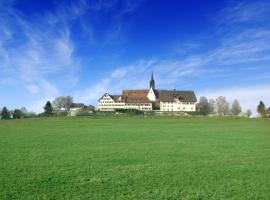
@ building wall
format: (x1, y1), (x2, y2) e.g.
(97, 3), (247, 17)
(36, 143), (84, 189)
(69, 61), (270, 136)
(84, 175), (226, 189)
(98, 94), (196, 112)
(147, 87), (156, 101)
(160, 101), (196, 112)
(98, 94), (152, 111)
(98, 94), (126, 111)
(125, 103), (152, 111)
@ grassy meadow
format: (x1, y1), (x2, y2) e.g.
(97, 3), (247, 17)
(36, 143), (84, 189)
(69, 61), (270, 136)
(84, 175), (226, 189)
(0, 117), (270, 199)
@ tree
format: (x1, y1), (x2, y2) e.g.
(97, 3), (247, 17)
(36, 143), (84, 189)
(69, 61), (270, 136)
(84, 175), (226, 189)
(196, 96), (209, 115)
(1, 107), (11, 120)
(44, 101), (53, 116)
(216, 96), (229, 116)
(257, 101), (266, 118)
(231, 99), (242, 116)
(13, 109), (22, 119)
(52, 96), (73, 110)
(208, 99), (216, 114)
(246, 109), (252, 118)
(267, 107), (270, 118)
(27, 112), (37, 118)
(63, 96), (73, 110)
(20, 107), (28, 118)
(52, 96), (64, 110)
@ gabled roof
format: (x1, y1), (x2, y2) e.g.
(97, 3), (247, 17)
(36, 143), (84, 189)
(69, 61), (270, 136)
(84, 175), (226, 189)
(99, 93), (124, 102)
(111, 95), (125, 102)
(157, 90), (197, 102)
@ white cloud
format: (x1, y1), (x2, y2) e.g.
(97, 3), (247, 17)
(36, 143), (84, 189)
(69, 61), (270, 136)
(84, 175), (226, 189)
(218, 1), (270, 25)
(26, 84), (40, 94)
(0, 0), (77, 108)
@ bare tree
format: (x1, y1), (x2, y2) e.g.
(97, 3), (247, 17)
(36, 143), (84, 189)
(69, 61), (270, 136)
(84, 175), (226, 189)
(52, 96), (73, 110)
(231, 99), (242, 116)
(20, 107), (28, 118)
(63, 96), (73, 110)
(208, 99), (216, 114)
(216, 96), (229, 116)
(52, 96), (65, 110)
(246, 109), (252, 118)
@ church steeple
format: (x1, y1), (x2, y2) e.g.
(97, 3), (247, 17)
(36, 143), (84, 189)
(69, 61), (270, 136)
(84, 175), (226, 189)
(150, 72), (155, 89)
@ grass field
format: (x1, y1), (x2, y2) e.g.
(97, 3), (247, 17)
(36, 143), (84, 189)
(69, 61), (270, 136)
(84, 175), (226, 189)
(0, 117), (270, 200)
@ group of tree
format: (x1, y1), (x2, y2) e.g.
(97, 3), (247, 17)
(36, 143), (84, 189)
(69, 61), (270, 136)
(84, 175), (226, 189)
(196, 96), (252, 117)
(0, 107), (36, 120)
(40, 96), (95, 117)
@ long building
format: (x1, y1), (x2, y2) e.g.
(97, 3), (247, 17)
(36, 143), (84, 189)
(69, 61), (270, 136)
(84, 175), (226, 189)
(98, 73), (197, 112)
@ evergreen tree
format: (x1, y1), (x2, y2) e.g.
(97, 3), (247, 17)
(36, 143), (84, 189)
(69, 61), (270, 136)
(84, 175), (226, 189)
(44, 101), (53, 116)
(196, 96), (209, 115)
(257, 101), (266, 118)
(1, 107), (11, 120)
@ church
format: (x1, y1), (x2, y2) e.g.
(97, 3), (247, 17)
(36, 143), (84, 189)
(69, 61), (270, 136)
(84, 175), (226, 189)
(98, 73), (197, 112)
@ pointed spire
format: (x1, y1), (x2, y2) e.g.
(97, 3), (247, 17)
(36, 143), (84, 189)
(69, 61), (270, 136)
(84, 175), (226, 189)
(150, 72), (155, 89)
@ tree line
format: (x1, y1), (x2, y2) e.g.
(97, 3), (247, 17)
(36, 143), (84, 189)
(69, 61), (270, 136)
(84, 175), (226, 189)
(0, 107), (36, 120)
(1, 96), (95, 120)
(1, 96), (269, 120)
(196, 96), (269, 118)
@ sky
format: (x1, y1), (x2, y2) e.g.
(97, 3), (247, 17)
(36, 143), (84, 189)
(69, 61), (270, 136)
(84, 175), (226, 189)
(0, 0), (270, 115)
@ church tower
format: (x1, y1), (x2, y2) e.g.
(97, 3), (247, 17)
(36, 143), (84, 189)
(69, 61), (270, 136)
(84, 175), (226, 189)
(147, 72), (156, 101)
(149, 72), (155, 89)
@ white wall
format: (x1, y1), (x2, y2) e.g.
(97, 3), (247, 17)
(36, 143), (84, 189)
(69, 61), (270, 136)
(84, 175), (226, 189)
(160, 101), (196, 112)
(147, 88), (156, 101)
(98, 94), (152, 111)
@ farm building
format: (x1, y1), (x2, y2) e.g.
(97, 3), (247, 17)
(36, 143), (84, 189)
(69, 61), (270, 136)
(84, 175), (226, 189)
(98, 73), (197, 112)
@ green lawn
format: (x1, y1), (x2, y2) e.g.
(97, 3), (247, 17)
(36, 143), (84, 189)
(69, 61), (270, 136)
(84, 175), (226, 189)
(0, 117), (270, 200)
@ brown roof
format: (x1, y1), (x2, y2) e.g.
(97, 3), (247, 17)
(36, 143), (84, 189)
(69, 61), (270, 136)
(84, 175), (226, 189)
(122, 90), (148, 97)
(126, 96), (151, 103)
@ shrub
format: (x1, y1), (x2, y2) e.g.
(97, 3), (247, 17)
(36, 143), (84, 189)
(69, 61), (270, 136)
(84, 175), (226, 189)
(74, 109), (93, 116)
(115, 109), (144, 115)
(53, 111), (69, 117)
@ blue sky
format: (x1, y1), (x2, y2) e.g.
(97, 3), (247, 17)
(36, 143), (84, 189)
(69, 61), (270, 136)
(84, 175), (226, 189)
(0, 0), (270, 114)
